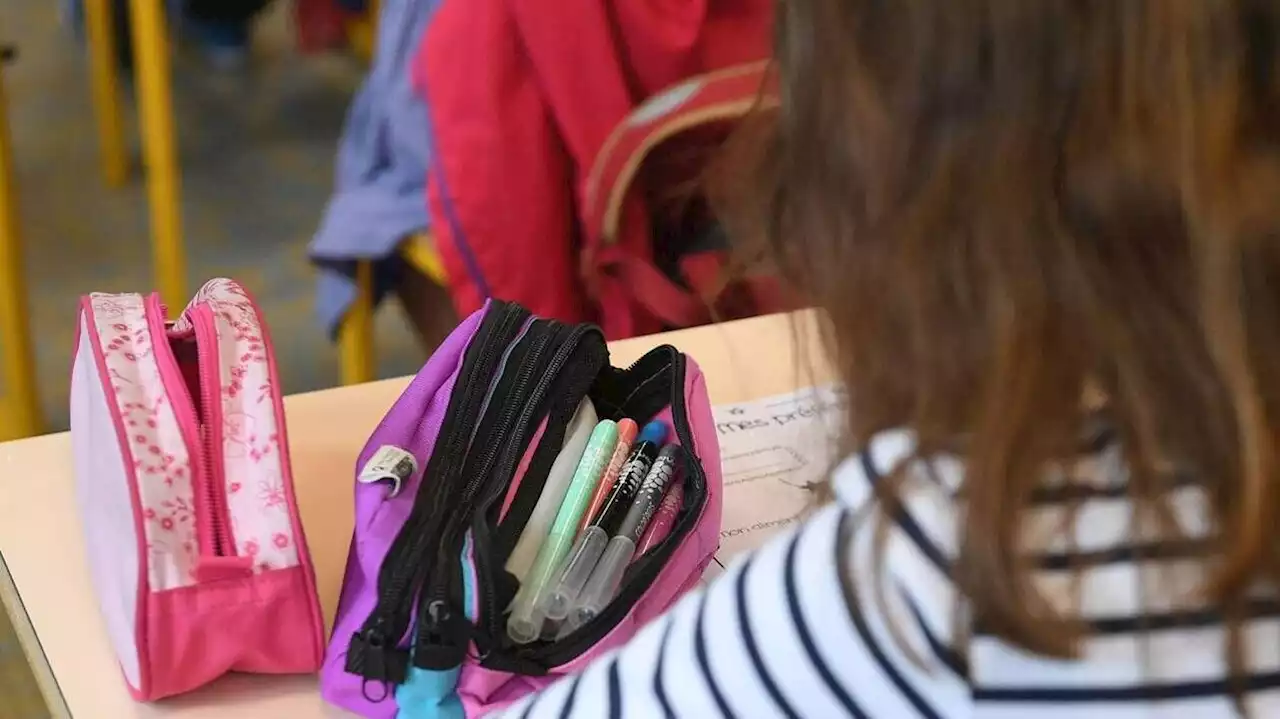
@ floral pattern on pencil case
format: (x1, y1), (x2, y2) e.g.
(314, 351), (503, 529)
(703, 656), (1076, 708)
(171, 278), (299, 574)
(89, 292), (200, 591)
(89, 280), (298, 592)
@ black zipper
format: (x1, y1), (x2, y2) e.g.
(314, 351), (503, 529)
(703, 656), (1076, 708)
(467, 317), (537, 450)
(476, 347), (710, 672)
(470, 327), (609, 647)
(416, 322), (609, 668)
(349, 329), (707, 681)
(345, 301), (528, 685)
(410, 320), (560, 667)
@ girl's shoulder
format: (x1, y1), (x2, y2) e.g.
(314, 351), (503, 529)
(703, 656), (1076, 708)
(829, 429), (963, 526)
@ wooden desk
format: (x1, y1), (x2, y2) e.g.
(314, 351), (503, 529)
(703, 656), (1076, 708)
(0, 312), (829, 717)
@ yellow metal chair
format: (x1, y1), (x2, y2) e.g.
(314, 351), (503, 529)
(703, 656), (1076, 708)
(79, 0), (394, 386)
(323, 0), (446, 388)
(0, 46), (43, 441)
(339, 232), (446, 385)
(83, 0), (186, 312)
(345, 1), (380, 63)
(82, 0), (382, 317)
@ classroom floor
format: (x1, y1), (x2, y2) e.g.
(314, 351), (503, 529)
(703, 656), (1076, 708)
(1, 4), (427, 716)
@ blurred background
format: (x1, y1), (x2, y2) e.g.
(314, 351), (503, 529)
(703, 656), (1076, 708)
(2, 1), (425, 434)
(0, 0), (774, 713)
(2, 3), (426, 715)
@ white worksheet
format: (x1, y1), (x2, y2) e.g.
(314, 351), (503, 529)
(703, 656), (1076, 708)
(700, 384), (847, 583)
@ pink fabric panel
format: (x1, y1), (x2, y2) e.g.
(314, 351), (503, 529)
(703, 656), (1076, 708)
(145, 566), (323, 700)
(499, 416), (550, 522)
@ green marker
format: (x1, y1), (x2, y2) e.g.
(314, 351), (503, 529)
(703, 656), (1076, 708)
(507, 419), (619, 644)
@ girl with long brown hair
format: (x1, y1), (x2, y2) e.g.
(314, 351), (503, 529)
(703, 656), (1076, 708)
(497, 1), (1280, 716)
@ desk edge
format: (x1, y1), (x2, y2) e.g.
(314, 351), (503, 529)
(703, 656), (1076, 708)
(0, 552), (71, 718)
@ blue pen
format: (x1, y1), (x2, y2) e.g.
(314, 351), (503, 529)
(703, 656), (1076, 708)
(591, 421), (667, 533)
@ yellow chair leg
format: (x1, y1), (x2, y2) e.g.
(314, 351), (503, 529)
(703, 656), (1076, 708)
(0, 64), (43, 441)
(345, 0), (382, 63)
(402, 232), (447, 285)
(339, 262), (376, 386)
(84, 0), (130, 188)
(128, 0), (186, 314)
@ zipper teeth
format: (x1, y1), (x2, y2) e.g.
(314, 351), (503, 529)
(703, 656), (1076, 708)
(460, 328), (554, 507)
(418, 325), (552, 631)
(475, 326), (598, 637)
(361, 303), (526, 644)
(465, 319), (537, 453)
(489, 325), (594, 519)
(390, 309), (518, 589)
(408, 306), (525, 565)
(419, 322), (584, 650)
(146, 295), (219, 559)
(192, 305), (232, 557)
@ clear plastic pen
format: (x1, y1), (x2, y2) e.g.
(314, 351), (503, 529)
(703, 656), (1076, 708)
(507, 420), (619, 644)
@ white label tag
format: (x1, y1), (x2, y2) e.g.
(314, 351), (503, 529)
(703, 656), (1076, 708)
(357, 445), (419, 498)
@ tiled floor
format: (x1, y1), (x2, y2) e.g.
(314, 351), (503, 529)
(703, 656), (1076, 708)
(2, 3), (429, 714)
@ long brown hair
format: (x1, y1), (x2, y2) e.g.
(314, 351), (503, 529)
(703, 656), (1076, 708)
(728, 0), (1280, 682)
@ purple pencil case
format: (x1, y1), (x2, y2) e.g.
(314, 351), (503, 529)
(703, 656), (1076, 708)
(320, 300), (723, 718)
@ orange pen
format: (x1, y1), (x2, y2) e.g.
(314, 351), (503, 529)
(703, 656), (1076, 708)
(577, 418), (638, 535)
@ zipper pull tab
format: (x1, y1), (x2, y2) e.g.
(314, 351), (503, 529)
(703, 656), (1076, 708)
(345, 629), (410, 685)
(193, 556), (252, 583)
(412, 601), (468, 670)
(358, 445), (419, 498)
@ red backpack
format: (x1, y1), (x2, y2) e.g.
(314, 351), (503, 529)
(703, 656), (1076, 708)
(418, 0), (785, 339)
(581, 62), (787, 338)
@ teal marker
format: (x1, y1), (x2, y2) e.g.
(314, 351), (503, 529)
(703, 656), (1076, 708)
(507, 419), (620, 644)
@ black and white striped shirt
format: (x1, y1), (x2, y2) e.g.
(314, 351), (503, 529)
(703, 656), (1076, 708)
(495, 430), (1280, 717)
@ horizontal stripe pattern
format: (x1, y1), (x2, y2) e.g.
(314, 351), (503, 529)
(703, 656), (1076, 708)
(496, 430), (1280, 717)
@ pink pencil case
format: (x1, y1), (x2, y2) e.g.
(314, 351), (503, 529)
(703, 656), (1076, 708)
(70, 278), (325, 701)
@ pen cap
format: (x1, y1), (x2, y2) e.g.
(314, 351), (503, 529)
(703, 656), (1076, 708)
(507, 598), (550, 645)
(573, 535), (636, 625)
(617, 445), (683, 544)
(545, 526), (609, 621)
(637, 420), (667, 446)
(614, 418), (639, 447)
(636, 483), (684, 557)
(579, 419), (639, 534)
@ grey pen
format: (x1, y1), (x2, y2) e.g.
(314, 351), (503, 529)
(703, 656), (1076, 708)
(571, 445), (684, 625)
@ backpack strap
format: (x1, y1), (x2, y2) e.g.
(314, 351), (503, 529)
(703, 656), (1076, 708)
(582, 62), (779, 329)
(601, 246), (713, 327)
(585, 61), (777, 244)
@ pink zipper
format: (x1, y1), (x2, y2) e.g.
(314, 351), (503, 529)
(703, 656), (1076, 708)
(189, 303), (235, 558)
(146, 294), (248, 580)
